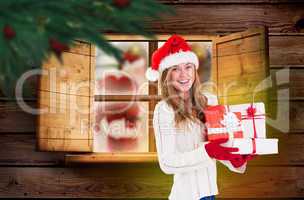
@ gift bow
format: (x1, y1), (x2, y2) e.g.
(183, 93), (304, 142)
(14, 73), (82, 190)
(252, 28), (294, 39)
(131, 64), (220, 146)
(220, 111), (241, 139)
(246, 105), (256, 117)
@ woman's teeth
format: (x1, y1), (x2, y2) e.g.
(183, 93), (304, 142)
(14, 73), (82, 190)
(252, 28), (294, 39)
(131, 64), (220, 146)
(178, 80), (190, 84)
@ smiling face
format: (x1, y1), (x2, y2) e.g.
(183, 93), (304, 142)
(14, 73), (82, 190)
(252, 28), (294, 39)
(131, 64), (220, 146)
(168, 62), (196, 94)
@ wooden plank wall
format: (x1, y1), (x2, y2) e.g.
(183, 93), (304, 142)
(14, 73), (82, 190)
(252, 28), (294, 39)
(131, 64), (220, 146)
(1, 0), (304, 199)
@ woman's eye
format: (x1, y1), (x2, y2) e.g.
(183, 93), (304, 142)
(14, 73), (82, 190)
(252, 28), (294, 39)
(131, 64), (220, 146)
(186, 65), (192, 69)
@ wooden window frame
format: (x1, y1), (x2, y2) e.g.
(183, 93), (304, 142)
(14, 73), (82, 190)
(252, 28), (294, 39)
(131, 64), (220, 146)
(65, 34), (219, 163)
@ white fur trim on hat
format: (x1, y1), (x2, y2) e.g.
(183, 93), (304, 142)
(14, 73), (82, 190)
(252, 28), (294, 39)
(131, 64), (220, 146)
(159, 50), (199, 72)
(145, 67), (159, 82)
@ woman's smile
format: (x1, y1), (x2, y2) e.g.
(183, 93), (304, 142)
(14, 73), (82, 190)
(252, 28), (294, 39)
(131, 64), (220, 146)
(178, 79), (190, 84)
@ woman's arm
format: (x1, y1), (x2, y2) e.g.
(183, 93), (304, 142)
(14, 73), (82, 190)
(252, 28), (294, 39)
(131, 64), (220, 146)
(202, 91), (247, 173)
(153, 101), (215, 175)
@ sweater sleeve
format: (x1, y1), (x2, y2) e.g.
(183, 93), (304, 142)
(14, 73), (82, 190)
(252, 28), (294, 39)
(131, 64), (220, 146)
(153, 101), (215, 175)
(201, 91), (248, 173)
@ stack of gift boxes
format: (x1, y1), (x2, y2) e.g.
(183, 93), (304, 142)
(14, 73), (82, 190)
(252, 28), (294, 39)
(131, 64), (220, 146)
(204, 102), (278, 155)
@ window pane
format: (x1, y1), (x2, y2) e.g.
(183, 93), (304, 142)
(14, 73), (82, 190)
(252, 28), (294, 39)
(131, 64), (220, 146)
(157, 41), (212, 95)
(93, 101), (149, 152)
(95, 42), (149, 95)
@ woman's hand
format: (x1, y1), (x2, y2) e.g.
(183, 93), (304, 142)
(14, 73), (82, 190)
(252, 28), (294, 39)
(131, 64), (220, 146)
(204, 138), (241, 161)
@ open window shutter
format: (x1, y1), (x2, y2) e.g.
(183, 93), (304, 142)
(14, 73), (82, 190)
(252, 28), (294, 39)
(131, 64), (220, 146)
(37, 41), (94, 152)
(211, 26), (270, 107)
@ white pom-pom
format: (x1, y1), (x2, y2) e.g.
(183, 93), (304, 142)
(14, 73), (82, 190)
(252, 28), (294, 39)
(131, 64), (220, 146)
(145, 67), (159, 82)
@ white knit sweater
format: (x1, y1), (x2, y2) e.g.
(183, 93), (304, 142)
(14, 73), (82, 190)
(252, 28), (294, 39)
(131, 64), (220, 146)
(153, 92), (247, 200)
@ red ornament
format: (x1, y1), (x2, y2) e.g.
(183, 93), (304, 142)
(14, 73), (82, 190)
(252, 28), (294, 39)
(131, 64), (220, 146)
(126, 104), (139, 118)
(98, 74), (137, 92)
(113, 0), (130, 8)
(49, 38), (69, 56)
(246, 105), (256, 117)
(123, 51), (140, 63)
(3, 25), (16, 40)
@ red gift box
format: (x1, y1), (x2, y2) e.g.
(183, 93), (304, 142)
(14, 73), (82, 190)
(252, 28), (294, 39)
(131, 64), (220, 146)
(204, 105), (243, 141)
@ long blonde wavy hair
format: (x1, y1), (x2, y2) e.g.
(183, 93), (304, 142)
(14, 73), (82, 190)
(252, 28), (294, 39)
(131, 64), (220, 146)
(160, 66), (208, 128)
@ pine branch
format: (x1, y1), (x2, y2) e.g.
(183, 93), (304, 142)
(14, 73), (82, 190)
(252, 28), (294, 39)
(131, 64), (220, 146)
(0, 0), (175, 98)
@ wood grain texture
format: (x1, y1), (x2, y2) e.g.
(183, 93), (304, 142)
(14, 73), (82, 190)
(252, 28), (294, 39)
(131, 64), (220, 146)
(38, 138), (92, 152)
(217, 51), (267, 78)
(212, 27), (270, 106)
(39, 90), (90, 111)
(0, 165), (170, 198)
(40, 52), (92, 97)
(148, 4), (304, 34)
(270, 68), (304, 100)
(289, 101), (304, 132)
(269, 35), (304, 67)
(38, 91), (91, 140)
(0, 134), (64, 166)
(217, 165), (304, 198)
(0, 165), (303, 198)
(0, 101), (36, 133)
(36, 43), (95, 152)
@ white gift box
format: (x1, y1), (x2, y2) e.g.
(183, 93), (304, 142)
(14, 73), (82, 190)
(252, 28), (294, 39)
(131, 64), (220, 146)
(227, 102), (266, 138)
(221, 138), (278, 155)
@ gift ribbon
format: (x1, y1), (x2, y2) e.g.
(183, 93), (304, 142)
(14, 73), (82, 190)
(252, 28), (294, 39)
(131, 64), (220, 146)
(251, 138), (257, 154)
(245, 103), (259, 154)
(250, 103), (257, 138)
(242, 112), (265, 139)
(207, 127), (242, 134)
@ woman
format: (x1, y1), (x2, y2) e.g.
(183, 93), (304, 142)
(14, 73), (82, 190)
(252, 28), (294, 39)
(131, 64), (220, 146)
(145, 35), (255, 200)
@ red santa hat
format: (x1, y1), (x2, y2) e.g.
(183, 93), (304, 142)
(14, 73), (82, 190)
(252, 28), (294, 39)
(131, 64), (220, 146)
(145, 34), (199, 81)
